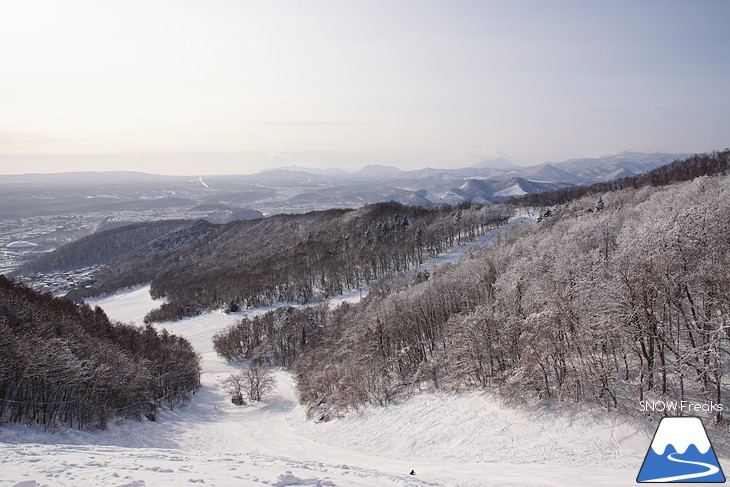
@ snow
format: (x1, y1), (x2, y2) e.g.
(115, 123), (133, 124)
(410, 216), (533, 270)
(439, 190), (466, 206)
(420, 191), (446, 205)
(494, 183), (528, 198)
(5, 241), (37, 250)
(0, 304), (418, 487)
(295, 391), (647, 468)
(86, 285), (166, 325)
(326, 217), (532, 308)
(3, 217), (726, 486)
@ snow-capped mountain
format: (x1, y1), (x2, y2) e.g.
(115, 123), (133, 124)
(352, 164), (404, 179)
(381, 152), (687, 208)
(650, 417), (712, 455)
(394, 189), (445, 208)
(0, 151), (693, 221)
(637, 417), (725, 483)
(548, 152), (688, 184)
(602, 167), (637, 181)
(392, 177), (573, 207)
(522, 163), (579, 183)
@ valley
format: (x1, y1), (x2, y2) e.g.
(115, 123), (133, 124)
(0, 282), (658, 487)
(1, 151), (729, 487)
(2, 2), (728, 484)
(0, 152), (685, 276)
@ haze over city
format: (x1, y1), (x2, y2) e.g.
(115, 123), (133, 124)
(1, 0), (729, 175)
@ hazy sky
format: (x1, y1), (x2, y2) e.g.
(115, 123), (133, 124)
(1, 0), (728, 175)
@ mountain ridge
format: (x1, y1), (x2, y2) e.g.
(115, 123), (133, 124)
(0, 151), (695, 223)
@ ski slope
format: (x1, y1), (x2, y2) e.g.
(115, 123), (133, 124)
(2, 220), (725, 486)
(1, 287), (650, 487)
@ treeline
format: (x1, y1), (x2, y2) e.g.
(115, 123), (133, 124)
(0, 276), (200, 429)
(133, 202), (511, 322)
(513, 149), (729, 207)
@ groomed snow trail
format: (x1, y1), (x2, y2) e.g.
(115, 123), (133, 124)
(5, 219), (717, 486)
(2, 290), (651, 487)
(0, 303), (435, 487)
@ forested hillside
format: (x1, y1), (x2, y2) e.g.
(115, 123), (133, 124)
(215, 170), (729, 424)
(17, 220), (206, 274)
(63, 203), (511, 322)
(0, 276), (200, 429)
(61, 220), (218, 298)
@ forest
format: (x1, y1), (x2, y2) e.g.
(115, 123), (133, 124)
(213, 152), (729, 424)
(147, 202), (512, 322)
(44, 150), (728, 326)
(0, 276), (200, 429)
(18, 220), (205, 274)
(61, 202), (512, 323)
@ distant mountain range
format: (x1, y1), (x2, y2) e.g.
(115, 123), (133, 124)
(0, 152), (691, 219)
(337, 151), (688, 208)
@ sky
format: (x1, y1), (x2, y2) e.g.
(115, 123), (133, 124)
(0, 0), (728, 175)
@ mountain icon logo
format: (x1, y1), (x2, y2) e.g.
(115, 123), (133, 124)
(637, 417), (726, 483)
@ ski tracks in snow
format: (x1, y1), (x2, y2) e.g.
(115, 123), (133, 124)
(0, 216), (686, 486)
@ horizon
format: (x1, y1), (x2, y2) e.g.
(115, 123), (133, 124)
(1, 1), (728, 175)
(0, 148), (700, 178)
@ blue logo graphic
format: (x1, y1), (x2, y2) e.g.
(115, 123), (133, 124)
(637, 417), (725, 483)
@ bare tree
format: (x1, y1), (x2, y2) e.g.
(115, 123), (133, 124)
(221, 374), (247, 405)
(223, 366), (276, 404)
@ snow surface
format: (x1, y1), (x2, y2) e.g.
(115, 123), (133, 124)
(86, 285), (167, 325)
(493, 184), (528, 198)
(4, 219), (726, 486)
(5, 241), (37, 250)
